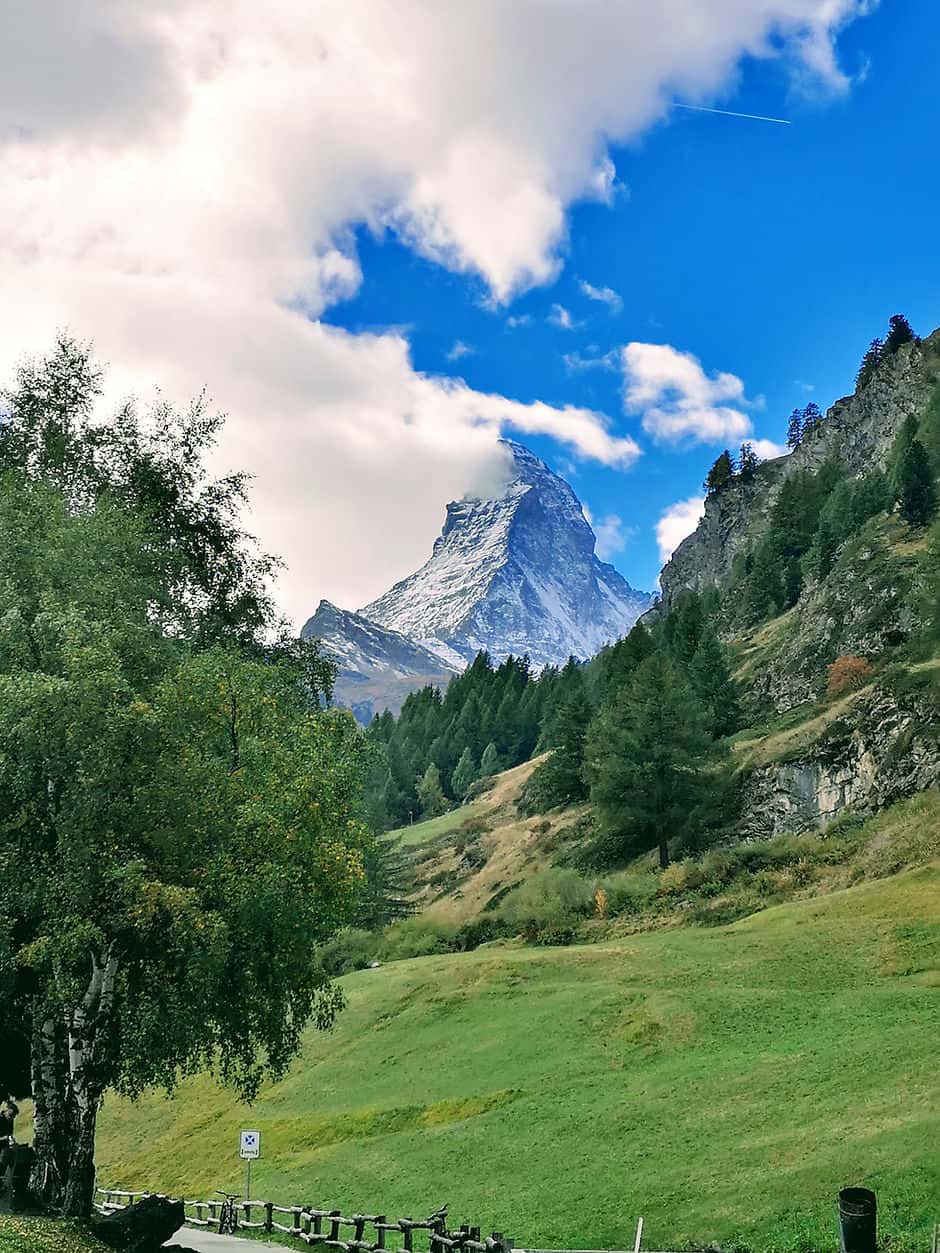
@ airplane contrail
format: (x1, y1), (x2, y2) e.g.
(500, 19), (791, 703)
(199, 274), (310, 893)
(674, 102), (791, 126)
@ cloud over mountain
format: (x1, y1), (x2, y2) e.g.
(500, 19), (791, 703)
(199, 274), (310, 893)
(0, 0), (872, 622)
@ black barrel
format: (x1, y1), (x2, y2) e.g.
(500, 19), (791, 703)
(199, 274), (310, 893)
(839, 1188), (877, 1253)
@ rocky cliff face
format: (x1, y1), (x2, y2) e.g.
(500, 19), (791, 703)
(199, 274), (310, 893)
(302, 439), (653, 721)
(739, 675), (940, 839)
(659, 334), (939, 609)
(301, 600), (458, 721)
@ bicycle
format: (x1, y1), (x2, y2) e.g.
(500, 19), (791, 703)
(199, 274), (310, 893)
(215, 1190), (240, 1235)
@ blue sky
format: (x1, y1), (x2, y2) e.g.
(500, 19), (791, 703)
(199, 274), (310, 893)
(322, 0), (940, 594)
(4, 1), (938, 623)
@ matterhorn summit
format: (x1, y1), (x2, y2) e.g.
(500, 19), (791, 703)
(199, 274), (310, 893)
(302, 440), (653, 721)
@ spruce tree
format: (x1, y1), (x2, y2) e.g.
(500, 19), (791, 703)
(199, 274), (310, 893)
(665, 590), (705, 669)
(416, 763), (448, 818)
(737, 442), (759, 481)
(480, 741), (500, 777)
(597, 622), (655, 701)
(524, 679), (592, 810)
(786, 408), (804, 450)
(897, 435), (937, 526)
(885, 313), (916, 354)
(585, 651), (714, 870)
(851, 470), (891, 527)
(800, 402), (822, 437)
(705, 449), (734, 493)
(689, 629), (740, 738)
(745, 538), (783, 622)
(451, 746), (479, 800)
(855, 338), (883, 390)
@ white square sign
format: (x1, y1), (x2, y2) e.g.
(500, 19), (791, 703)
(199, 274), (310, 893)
(239, 1129), (261, 1160)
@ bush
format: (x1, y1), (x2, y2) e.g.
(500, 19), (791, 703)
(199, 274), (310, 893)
(316, 928), (381, 977)
(826, 654), (874, 699)
(455, 915), (513, 951)
(499, 868), (595, 940)
(597, 872), (659, 916)
(381, 917), (459, 961)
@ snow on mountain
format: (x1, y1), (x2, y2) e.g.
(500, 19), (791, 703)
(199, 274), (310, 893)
(301, 440), (653, 721)
(361, 440), (653, 667)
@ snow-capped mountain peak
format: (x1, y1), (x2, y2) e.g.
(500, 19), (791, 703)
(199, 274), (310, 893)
(302, 440), (653, 720)
(359, 439), (651, 667)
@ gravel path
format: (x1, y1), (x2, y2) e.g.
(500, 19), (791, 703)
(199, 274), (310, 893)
(165, 1227), (287, 1252)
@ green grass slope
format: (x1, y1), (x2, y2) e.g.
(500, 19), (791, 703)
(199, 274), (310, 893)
(0, 1218), (111, 1253)
(96, 866), (940, 1253)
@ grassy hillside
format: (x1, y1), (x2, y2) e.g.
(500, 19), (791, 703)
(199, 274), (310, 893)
(96, 864), (940, 1253)
(0, 1218), (110, 1253)
(389, 758), (589, 923)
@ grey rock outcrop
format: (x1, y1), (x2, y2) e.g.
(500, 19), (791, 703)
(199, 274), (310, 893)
(739, 680), (940, 839)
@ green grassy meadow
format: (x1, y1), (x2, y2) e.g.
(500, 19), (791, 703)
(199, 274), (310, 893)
(95, 864), (940, 1253)
(0, 1218), (110, 1253)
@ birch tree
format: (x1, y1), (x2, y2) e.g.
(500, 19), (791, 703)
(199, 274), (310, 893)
(0, 340), (370, 1215)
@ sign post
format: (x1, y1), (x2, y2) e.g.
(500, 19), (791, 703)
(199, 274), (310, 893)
(239, 1129), (261, 1202)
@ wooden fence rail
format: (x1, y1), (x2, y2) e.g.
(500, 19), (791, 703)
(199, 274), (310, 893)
(94, 1188), (513, 1253)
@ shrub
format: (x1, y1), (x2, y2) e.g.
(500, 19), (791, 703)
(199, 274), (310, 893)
(381, 917), (459, 961)
(499, 868), (594, 940)
(455, 915), (513, 951)
(826, 654), (874, 699)
(600, 872), (659, 916)
(316, 928), (381, 977)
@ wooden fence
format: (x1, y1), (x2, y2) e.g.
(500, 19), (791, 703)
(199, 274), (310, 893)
(94, 1188), (514, 1252)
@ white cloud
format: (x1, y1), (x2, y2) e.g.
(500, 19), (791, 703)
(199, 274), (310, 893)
(505, 314), (534, 329)
(656, 496), (706, 563)
(622, 342), (754, 444)
(579, 280), (623, 312)
(750, 437), (790, 460)
(0, 0), (872, 622)
(446, 340), (474, 361)
(597, 515), (631, 560)
(563, 349), (620, 374)
(547, 303), (581, 330)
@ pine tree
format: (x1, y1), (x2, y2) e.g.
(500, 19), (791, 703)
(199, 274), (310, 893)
(885, 313), (916, 354)
(738, 442), (759, 481)
(897, 435), (937, 526)
(851, 471), (891, 527)
(479, 741), (500, 777)
(689, 629), (740, 738)
(664, 590), (705, 669)
(524, 677), (592, 810)
(855, 338), (883, 390)
(800, 402), (823, 437)
(808, 480), (854, 580)
(596, 622), (655, 702)
(745, 538), (783, 622)
(416, 763), (448, 818)
(585, 651), (715, 870)
(705, 449), (734, 493)
(786, 408), (804, 450)
(451, 746), (478, 800)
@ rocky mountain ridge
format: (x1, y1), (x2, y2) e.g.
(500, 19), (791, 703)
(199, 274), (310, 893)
(659, 332), (940, 610)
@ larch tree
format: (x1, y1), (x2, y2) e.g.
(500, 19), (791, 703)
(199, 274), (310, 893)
(584, 651), (714, 870)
